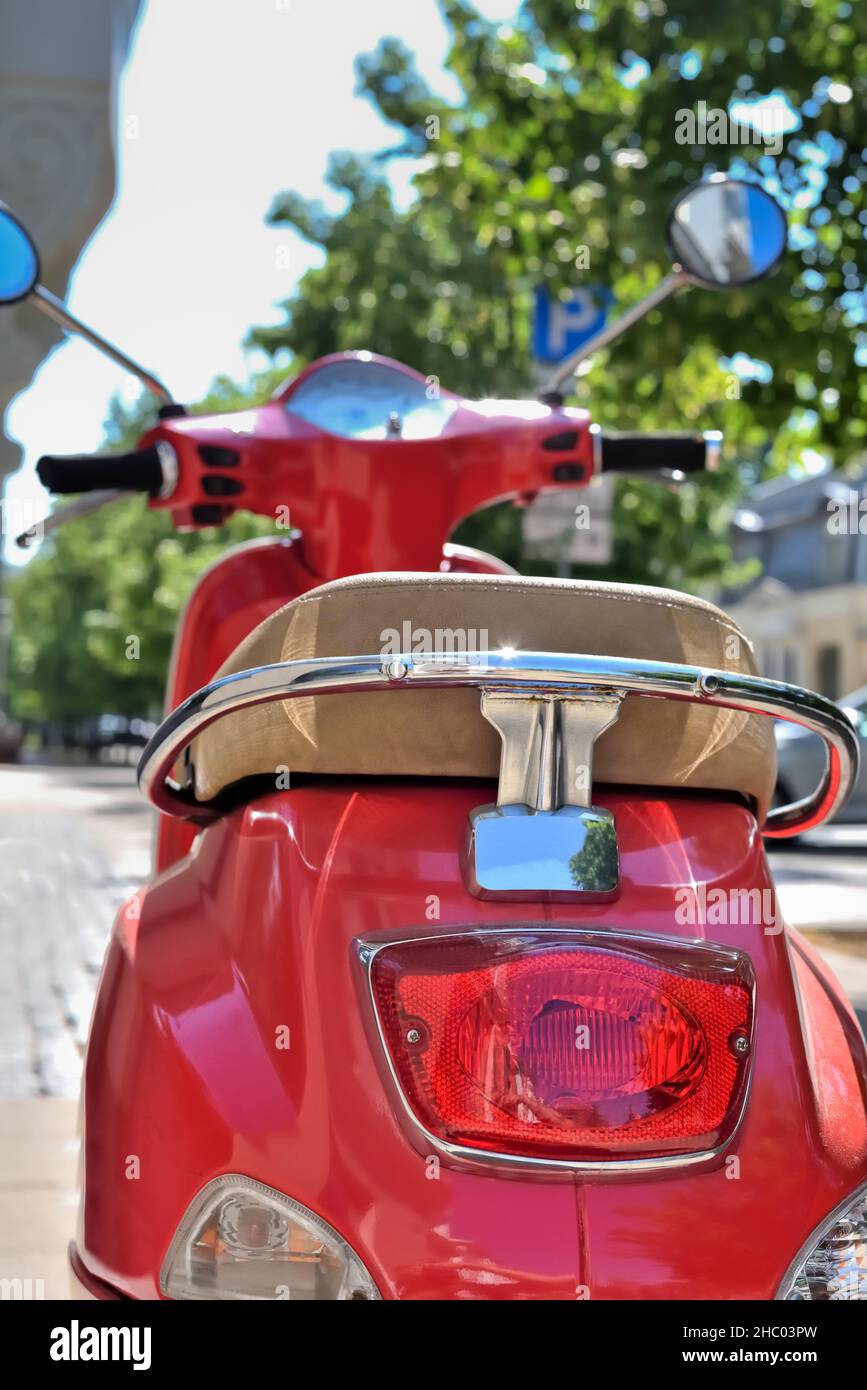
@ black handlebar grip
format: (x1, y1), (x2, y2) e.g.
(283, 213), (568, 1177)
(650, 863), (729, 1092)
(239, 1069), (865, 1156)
(36, 445), (164, 495)
(597, 430), (721, 475)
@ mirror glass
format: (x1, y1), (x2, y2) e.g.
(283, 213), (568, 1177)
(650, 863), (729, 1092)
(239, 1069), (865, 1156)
(667, 178), (787, 288)
(0, 205), (39, 304)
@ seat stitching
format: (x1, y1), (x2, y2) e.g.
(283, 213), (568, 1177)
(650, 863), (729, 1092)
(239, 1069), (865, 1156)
(279, 580), (746, 640)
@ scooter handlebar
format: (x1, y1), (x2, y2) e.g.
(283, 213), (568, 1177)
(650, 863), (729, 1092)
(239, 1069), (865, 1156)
(36, 445), (165, 495)
(596, 429), (721, 475)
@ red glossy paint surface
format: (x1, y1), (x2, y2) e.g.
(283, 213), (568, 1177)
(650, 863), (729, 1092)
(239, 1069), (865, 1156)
(141, 353), (593, 577)
(788, 932), (867, 1169)
(79, 788), (867, 1300)
(156, 536), (317, 873)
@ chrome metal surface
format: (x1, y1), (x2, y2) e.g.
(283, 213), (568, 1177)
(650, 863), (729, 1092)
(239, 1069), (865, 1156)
(541, 270), (690, 395)
(468, 692), (624, 898)
(588, 422), (603, 475)
(354, 925), (756, 1178)
(15, 488), (127, 549)
(155, 441), (179, 499)
(441, 540), (520, 577)
(481, 691), (623, 811)
(465, 803), (620, 900)
(31, 284), (174, 404)
(667, 177), (788, 290)
(138, 649), (860, 837)
(703, 429), (723, 471)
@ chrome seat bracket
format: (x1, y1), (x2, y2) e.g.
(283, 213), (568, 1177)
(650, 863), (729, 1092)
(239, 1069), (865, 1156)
(464, 691), (624, 900)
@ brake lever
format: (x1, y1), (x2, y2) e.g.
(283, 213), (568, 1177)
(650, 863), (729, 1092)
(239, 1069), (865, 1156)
(15, 488), (127, 549)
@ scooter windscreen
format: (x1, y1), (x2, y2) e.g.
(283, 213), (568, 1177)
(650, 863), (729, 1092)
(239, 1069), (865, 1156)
(284, 356), (457, 440)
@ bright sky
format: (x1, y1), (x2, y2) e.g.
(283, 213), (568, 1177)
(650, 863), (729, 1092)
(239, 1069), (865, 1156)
(4, 0), (515, 560)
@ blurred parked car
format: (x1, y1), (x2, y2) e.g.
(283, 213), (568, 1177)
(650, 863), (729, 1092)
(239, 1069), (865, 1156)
(36, 714), (158, 762)
(0, 712), (23, 762)
(77, 714), (158, 759)
(775, 686), (867, 823)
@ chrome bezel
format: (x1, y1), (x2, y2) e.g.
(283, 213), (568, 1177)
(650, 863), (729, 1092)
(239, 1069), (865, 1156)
(702, 429), (722, 471)
(155, 440), (180, 499)
(137, 648), (859, 837)
(353, 924), (756, 1180)
(665, 175), (788, 292)
(588, 422), (603, 475)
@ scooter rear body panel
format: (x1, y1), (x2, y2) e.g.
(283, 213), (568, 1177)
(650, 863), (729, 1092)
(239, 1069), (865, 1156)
(78, 784), (867, 1299)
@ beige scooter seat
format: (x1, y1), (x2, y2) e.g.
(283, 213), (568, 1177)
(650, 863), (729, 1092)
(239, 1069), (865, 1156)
(189, 572), (777, 821)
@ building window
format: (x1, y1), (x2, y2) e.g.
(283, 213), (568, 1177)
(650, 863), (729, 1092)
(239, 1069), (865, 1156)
(816, 645), (841, 700)
(783, 647), (801, 685)
(759, 643), (800, 683)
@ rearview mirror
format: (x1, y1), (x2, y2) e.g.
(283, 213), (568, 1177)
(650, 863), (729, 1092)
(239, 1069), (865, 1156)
(0, 203), (40, 304)
(541, 174), (788, 398)
(666, 176), (787, 289)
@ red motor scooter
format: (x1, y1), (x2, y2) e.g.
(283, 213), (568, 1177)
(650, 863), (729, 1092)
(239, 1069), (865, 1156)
(2, 176), (866, 1302)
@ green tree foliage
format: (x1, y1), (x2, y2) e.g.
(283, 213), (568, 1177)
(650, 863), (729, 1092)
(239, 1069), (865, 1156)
(8, 0), (866, 720)
(7, 374), (282, 721)
(568, 814), (620, 891)
(250, 0), (866, 581)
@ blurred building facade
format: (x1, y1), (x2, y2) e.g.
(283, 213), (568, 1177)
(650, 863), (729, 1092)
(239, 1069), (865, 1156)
(0, 0), (141, 484)
(0, 0), (141, 713)
(722, 470), (867, 701)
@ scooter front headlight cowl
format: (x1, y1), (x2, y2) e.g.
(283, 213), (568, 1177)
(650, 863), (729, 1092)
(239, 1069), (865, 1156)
(161, 1175), (381, 1301)
(779, 1182), (867, 1300)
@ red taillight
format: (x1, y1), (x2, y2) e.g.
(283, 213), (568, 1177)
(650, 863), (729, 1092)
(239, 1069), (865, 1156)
(366, 931), (753, 1164)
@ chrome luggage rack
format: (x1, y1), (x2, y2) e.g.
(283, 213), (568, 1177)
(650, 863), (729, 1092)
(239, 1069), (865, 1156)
(138, 650), (858, 845)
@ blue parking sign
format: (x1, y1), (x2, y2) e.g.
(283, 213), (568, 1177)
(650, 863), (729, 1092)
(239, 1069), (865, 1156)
(533, 287), (610, 364)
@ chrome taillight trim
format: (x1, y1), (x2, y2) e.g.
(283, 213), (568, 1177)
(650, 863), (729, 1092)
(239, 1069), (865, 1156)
(137, 649), (859, 835)
(353, 925), (756, 1179)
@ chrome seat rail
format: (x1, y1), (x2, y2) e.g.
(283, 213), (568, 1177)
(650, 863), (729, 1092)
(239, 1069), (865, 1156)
(137, 650), (859, 837)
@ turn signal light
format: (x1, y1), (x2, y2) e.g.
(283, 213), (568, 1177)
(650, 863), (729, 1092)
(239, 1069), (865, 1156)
(161, 1175), (380, 1300)
(365, 930), (753, 1164)
(780, 1182), (867, 1299)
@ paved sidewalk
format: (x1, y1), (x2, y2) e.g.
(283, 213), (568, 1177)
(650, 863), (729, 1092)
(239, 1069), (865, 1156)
(0, 765), (150, 1099)
(0, 1098), (78, 1299)
(770, 831), (867, 1028)
(781, 881), (865, 931)
(774, 828), (867, 933)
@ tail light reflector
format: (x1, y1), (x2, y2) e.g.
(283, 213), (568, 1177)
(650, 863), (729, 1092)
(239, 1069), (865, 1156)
(365, 930), (753, 1165)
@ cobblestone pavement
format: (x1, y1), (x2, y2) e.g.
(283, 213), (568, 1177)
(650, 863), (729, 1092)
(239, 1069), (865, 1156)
(0, 763), (865, 1100)
(0, 764), (151, 1098)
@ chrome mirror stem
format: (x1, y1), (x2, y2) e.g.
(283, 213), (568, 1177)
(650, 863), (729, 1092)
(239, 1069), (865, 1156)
(30, 284), (174, 405)
(14, 487), (127, 550)
(541, 269), (691, 398)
